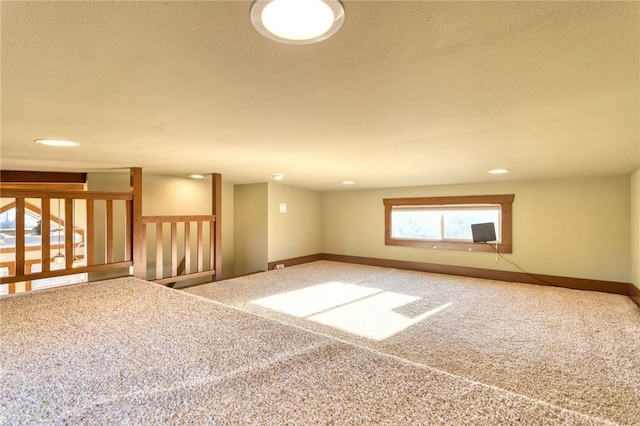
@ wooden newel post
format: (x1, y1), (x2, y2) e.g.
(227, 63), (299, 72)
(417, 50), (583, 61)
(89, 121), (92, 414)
(130, 168), (145, 279)
(212, 173), (222, 281)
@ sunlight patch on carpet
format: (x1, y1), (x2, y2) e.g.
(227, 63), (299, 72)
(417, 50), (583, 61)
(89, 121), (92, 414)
(251, 282), (452, 340)
(252, 282), (382, 317)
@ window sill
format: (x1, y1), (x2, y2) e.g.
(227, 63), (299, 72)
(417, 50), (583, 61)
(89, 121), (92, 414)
(385, 238), (512, 253)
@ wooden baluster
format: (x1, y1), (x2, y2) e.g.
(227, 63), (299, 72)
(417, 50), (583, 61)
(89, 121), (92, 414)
(64, 198), (73, 270)
(171, 222), (178, 277)
(197, 221), (203, 272)
(184, 222), (191, 275)
(209, 219), (215, 274)
(155, 223), (163, 279)
(15, 198), (25, 277)
(124, 199), (131, 262)
(86, 199), (94, 266)
(106, 200), (114, 264)
(140, 223), (147, 280)
(41, 198), (50, 272)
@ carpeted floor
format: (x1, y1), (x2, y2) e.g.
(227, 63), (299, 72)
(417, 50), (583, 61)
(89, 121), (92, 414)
(186, 260), (640, 425)
(2, 262), (638, 424)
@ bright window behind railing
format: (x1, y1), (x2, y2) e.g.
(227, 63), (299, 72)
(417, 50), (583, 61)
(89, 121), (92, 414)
(0, 188), (133, 295)
(0, 205), (83, 249)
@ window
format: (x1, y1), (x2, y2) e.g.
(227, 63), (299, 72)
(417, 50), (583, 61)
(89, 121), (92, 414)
(0, 207), (42, 248)
(383, 194), (514, 253)
(391, 205), (501, 241)
(0, 204), (83, 250)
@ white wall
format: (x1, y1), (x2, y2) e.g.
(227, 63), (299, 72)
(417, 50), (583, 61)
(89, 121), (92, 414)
(631, 169), (640, 291)
(267, 183), (322, 263)
(322, 176), (631, 283)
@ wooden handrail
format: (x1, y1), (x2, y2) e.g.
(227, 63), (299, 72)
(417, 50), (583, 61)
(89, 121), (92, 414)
(0, 189), (133, 200)
(1, 262), (133, 285)
(142, 215), (215, 224)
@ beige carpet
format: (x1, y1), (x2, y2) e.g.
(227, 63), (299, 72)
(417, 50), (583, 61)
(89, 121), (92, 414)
(186, 260), (640, 425)
(1, 275), (628, 424)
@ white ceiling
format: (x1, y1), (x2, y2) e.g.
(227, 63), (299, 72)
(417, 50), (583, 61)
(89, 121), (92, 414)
(1, 1), (638, 191)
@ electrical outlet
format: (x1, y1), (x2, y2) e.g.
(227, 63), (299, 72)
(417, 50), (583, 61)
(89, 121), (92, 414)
(275, 264), (285, 269)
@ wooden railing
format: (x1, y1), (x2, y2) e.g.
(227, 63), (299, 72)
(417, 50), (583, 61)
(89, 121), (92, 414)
(1, 168), (222, 294)
(0, 189), (134, 291)
(141, 215), (217, 286)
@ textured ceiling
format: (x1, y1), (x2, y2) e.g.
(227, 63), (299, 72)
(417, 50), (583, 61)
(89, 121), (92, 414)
(1, 1), (638, 191)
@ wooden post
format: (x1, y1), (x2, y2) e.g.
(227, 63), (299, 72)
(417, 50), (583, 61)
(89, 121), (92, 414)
(130, 168), (144, 279)
(184, 223), (191, 275)
(171, 222), (178, 277)
(155, 223), (163, 279)
(87, 199), (95, 266)
(41, 198), (51, 272)
(15, 198), (25, 277)
(212, 173), (222, 281)
(64, 198), (73, 269)
(106, 200), (114, 264)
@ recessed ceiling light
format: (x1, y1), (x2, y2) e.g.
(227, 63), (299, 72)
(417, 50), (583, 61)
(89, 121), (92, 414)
(35, 139), (80, 147)
(342, 180), (356, 185)
(488, 169), (510, 174)
(251, 0), (345, 45)
(272, 173), (285, 181)
(190, 174), (205, 179)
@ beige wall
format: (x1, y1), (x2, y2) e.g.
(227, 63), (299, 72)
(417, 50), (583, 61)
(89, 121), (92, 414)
(84, 172), (633, 285)
(232, 182), (322, 274)
(221, 183), (234, 279)
(267, 183), (322, 263)
(631, 169), (640, 290)
(87, 172), (131, 192)
(234, 183), (268, 276)
(322, 176), (631, 283)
